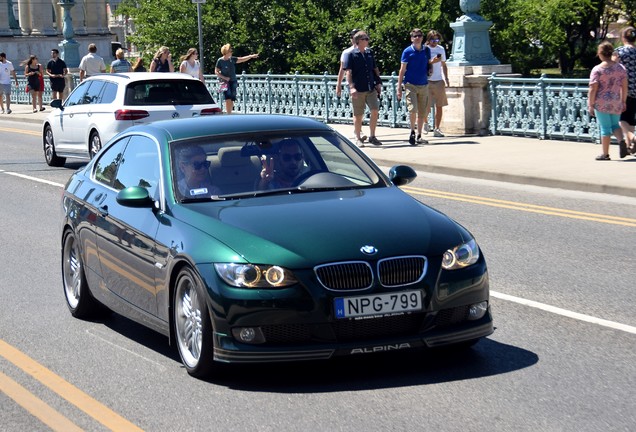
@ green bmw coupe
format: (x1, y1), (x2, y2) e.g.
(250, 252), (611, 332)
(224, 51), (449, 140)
(61, 114), (493, 378)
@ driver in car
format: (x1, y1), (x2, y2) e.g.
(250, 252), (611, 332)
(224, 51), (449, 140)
(258, 139), (307, 190)
(176, 145), (220, 198)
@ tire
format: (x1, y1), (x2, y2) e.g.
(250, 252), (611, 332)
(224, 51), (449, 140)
(173, 267), (216, 378)
(88, 131), (102, 159)
(62, 229), (101, 319)
(43, 124), (66, 167)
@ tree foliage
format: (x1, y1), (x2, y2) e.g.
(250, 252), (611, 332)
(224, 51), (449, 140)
(118, 0), (628, 77)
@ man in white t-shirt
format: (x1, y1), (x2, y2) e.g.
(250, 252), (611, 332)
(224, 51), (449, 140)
(424, 30), (450, 137)
(79, 43), (106, 82)
(0, 52), (19, 114)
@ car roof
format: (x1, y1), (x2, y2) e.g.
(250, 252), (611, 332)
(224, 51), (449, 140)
(84, 72), (201, 84)
(125, 115), (334, 142)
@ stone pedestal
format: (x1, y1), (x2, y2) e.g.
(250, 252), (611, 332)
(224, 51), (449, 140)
(444, 65), (518, 135)
(59, 39), (80, 67)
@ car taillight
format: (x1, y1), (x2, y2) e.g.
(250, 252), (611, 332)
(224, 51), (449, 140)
(201, 107), (222, 115)
(114, 109), (150, 120)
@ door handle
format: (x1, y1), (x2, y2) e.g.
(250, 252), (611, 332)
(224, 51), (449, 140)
(98, 205), (109, 217)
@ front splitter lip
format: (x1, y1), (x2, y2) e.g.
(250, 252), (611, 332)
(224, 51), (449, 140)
(212, 319), (493, 363)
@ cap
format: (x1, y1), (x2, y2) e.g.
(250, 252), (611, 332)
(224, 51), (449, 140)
(350, 29), (360, 37)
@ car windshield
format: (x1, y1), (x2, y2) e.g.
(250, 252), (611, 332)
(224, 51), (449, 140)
(125, 79), (215, 105)
(170, 131), (385, 202)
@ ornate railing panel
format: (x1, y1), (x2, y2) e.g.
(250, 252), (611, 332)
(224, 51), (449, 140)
(489, 74), (597, 142)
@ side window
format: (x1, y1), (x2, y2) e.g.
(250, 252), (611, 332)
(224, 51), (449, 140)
(82, 80), (105, 105)
(94, 137), (130, 187)
(114, 135), (160, 200)
(100, 82), (118, 104)
(64, 81), (90, 107)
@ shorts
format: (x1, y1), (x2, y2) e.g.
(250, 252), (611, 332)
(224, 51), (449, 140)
(619, 96), (636, 126)
(50, 78), (65, 93)
(403, 83), (428, 114)
(0, 83), (11, 96)
(351, 90), (380, 116)
(595, 110), (621, 137)
(426, 80), (448, 109)
(223, 80), (238, 101)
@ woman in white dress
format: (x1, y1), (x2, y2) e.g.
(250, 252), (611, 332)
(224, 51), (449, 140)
(179, 48), (204, 82)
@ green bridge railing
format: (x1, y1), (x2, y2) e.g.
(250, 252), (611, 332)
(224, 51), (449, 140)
(14, 72), (596, 142)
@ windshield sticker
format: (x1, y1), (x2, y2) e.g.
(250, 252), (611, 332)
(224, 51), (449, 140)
(189, 188), (209, 196)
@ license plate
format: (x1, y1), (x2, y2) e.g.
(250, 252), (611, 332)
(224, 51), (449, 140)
(334, 290), (422, 319)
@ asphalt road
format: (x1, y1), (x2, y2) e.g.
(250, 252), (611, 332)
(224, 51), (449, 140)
(1, 121), (635, 431)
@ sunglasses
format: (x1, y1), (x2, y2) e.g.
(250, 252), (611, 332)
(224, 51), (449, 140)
(412, 34), (423, 38)
(190, 160), (211, 170)
(281, 153), (303, 162)
(430, 39), (440, 43)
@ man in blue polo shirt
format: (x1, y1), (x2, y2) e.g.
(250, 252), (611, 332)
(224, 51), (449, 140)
(344, 31), (383, 147)
(397, 28), (438, 145)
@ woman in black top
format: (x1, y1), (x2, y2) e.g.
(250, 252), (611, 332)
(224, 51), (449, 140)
(150, 46), (174, 72)
(22, 55), (44, 112)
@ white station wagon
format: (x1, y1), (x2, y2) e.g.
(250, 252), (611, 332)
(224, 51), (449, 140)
(43, 72), (221, 167)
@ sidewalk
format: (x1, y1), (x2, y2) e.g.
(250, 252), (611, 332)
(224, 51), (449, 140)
(2, 105), (634, 197)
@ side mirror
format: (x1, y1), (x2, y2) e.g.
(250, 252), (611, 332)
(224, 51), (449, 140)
(116, 186), (154, 208)
(50, 99), (63, 110)
(388, 165), (417, 186)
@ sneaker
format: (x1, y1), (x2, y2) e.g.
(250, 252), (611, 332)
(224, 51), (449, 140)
(33, 109), (37, 113)
(355, 139), (365, 148)
(423, 123), (430, 133)
(619, 140), (628, 158)
(39, 107), (45, 112)
(416, 134), (428, 145)
(595, 154), (610, 161)
(6, 109), (11, 114)
(360, 134), (367, 142)
(408, 130), (416, 145)
(368, 136), (382, 146)
(0, 109), (4, 114)
(433, 128), (445, 137)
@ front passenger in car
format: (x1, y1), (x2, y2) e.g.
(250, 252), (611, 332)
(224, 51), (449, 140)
(258, 139), (307, 190)
(176, 145), (220, 198)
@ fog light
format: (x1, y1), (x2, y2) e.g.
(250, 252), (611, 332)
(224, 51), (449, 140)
(468, 301), (488, 320)
(231, 327), (265, 344)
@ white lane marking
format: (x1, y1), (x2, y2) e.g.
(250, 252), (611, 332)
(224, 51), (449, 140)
(2, 170), (65, 188)
(491, 290), (636, 334)
(86, 328), (167, 371)
(5, 168), (635, 335)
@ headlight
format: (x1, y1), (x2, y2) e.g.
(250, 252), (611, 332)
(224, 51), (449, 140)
(214, 263), (298, 288)
(441, 239), (480, 270)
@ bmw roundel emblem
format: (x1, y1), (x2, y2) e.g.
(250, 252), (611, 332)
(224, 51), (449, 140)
(360, 245), (378, 255)
(172, 112), (180, 119)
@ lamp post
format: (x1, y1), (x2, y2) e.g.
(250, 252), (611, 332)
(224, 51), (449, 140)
(58, 0), (80, 67)
(192, 0), (206, 73)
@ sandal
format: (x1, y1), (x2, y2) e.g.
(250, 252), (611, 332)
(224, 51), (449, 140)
(595, 154), (610, 161)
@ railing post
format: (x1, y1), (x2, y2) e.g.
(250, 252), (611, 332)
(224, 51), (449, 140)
(294, 71), (300, 116)
(324, 71), (330, 124)
(489, 73), (497, 135)
(240, 71), (247, 113)
(390, 72), (397, 128)
(540, 73), (547, 139)
(267, 71), (272, 114)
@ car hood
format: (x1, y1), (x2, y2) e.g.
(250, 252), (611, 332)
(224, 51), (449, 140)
(174, 187), (468, 267)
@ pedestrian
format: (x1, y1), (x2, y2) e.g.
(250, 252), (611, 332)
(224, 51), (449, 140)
(0, 52), (19, 114)
(614, 26), (636, 156)
(21, 55), (44, 112)
(397, 28), (432, 145)
(110, 48), (132, 73)
(179, 48), (204, 82)
(344, 30), (383, 146)
(588, 41), (628, 160)
(215, 44), (258, 114)
(46, 49), (68, 100)
(424, 30), (450, 138)
(150, 46), (174, 72)
(336, 29), (368, 142)
(132, 57), (146, 72)
(79, 43), (106, 81)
